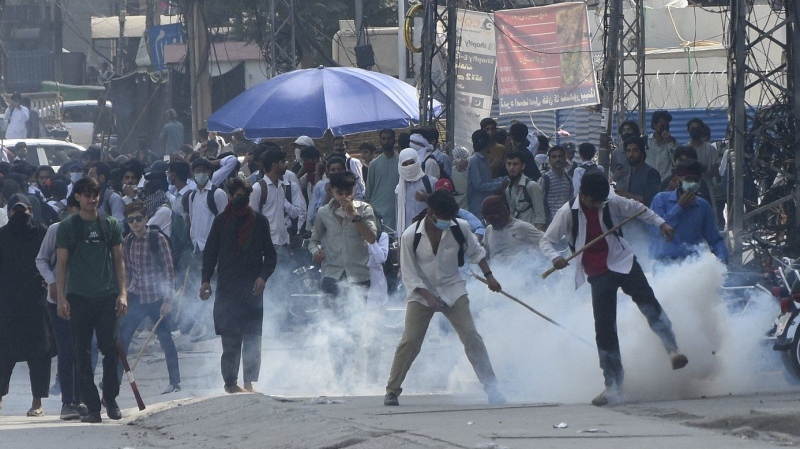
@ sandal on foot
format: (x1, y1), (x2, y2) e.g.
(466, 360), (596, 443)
(27, 408), (44, 417)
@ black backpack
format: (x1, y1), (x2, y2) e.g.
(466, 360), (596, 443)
(423, 154), (450, 181)
(124, 226), (169, 266)
(258, 178), (299, 234)
(568, 197), (622, 252)
(189, 185), (220, 217)
(412, 216), (467, 267)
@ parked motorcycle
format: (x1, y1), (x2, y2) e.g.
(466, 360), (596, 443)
(767, 256), (800, 380)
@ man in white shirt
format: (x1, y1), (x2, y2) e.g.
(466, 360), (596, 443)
(186, 157), (229, 341)
(249, 149), (295, 247)
(384, 190), (506, 407)
(481, 195), (543, 263)
(4, 93), (30, 139)
(409, 132), (440, 179)
(540, 173), (687, 407)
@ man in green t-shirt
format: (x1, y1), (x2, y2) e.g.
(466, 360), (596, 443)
(55, 177), (127, 423)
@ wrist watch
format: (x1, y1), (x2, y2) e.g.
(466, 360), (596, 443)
(351, 214), (363, 223)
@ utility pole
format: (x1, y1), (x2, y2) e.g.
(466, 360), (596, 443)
(187, 0), (211, 139)
(51, 0), (63, 81)
(790, 0), (800, 234)
(597, 0), (622, 170)
(419, 0), (456, 146)
(117, 0), (127, 75)
(355, 0), (365, 46)
(146, 0), (160, 29)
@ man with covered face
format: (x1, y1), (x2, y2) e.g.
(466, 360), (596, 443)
(200, 178), (277, 394)
(396, 148), (438, 232)
(649, 160), (728, 265)
(0, 194), (50, 417)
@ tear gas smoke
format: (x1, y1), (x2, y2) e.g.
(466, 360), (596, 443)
(187, 248), (791, 404)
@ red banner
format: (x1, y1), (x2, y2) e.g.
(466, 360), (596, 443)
(494, 3), (599, 113)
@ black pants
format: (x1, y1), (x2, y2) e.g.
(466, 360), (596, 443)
(68, 293), (119, 413)
(0, 354), (51, 399)
(320, 274), (370, 312)
(587, 259), (678, 388)
(118, 296), (180, 387)
(221, 333), (261, 387)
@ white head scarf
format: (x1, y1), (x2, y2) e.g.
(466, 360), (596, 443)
(396, 148), (425, 232)
(409, 133), (433, 159)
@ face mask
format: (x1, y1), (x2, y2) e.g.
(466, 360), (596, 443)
(682, 181), (700, 193)
(434, 219), (451, 230)
(621, 132), (634, 141)
(231, 195), (248, 209)
(689, 128), (703, 140)
(70, 173), (82, 183)
(399, 163), (421, 181)
(194, 173), (209, 186)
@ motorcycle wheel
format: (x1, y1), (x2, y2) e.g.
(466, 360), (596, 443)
(781, 324), (800, 382)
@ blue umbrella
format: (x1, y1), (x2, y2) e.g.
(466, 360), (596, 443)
(207, 66), (437, 139)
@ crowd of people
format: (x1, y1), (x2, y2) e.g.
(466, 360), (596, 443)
(0, 108), (731, 421)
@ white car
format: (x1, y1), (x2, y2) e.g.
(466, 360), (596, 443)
(61, 100), (114, 148)
(1, 138), (86, 172)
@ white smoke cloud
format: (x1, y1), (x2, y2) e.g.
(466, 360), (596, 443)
(185, 249), (793, 405)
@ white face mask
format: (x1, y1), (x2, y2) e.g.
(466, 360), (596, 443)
(399, 163), (422, 181)
(70, 173), (83, 183)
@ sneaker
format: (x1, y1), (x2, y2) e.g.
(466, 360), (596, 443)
(243, 383), (256, 393)
(60, 403), (81, 421)
(76, 403), (89, 417)
(591, 386), (620, 406)
(485, 385), (507, 405)
(104, 398), (122, 420)
(162, 384), (181, 394)
(383, 392), (399, 406)
(81, 412), (102, 423)
(670, 352), (689, 370)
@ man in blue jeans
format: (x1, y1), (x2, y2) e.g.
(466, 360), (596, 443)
(540, 173), (688, 406)
(119, 200), (180, 394)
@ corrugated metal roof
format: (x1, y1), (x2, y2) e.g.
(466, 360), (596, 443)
(490, 104), (733, 146)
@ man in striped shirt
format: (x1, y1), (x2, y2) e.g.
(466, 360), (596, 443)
(118, 201), (180, 394)
(538, 145), (574, 226)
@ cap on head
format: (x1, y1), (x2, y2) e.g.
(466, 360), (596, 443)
(434, 178), (455, 193)
(7, 193), (31, 210)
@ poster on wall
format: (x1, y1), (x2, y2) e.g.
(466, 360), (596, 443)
(453, 9), (497, 151)
(494, 3), (599, 114)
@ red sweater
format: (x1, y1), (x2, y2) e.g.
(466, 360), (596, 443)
(581, 206), (609, 277)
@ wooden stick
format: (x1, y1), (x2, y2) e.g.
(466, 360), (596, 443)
(472, 272), (594, 349)
(132, 314), (165, 371)
(541, 208), (647, 279)
(117, 342), (146, 410)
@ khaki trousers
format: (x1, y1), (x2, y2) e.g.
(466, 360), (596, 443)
(386, 295), (497, 396)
